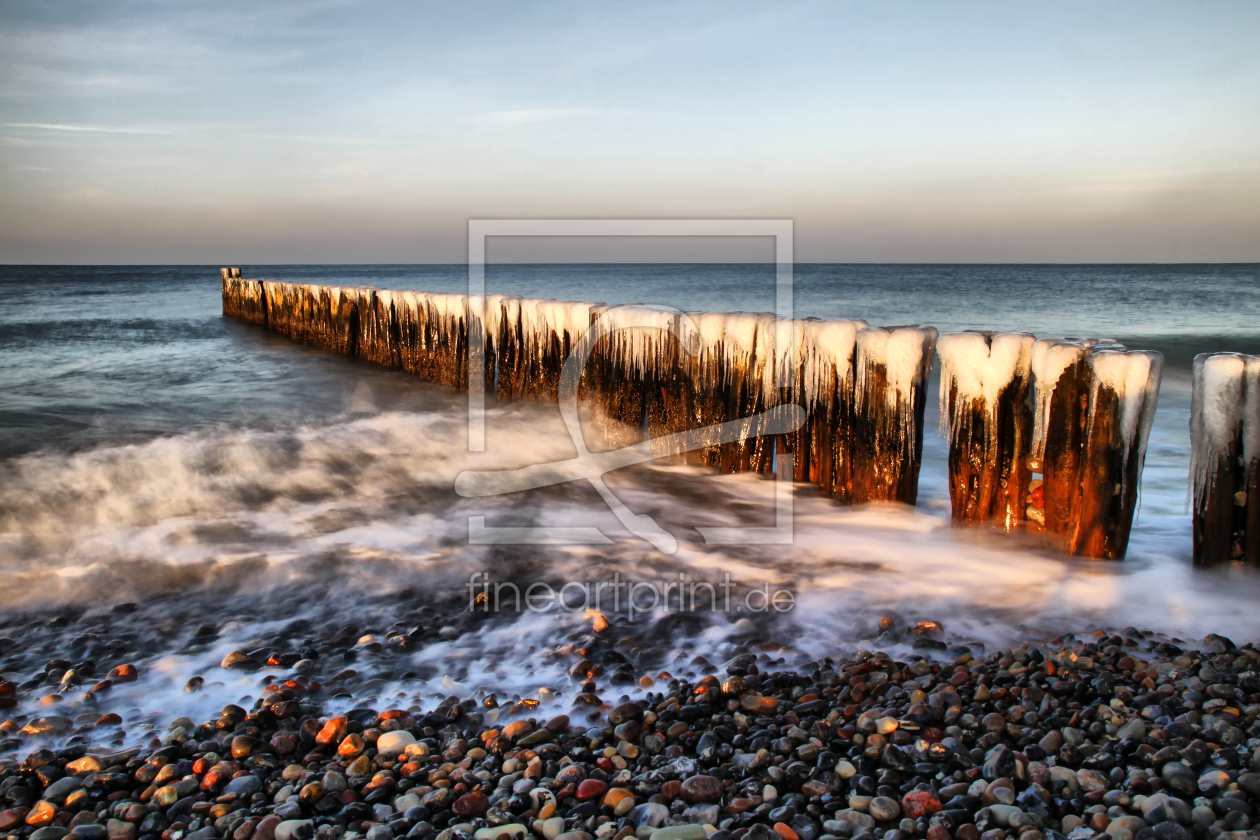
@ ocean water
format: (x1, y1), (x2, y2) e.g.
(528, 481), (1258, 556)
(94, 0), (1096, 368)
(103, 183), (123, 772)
(2, 263), (1260, 732)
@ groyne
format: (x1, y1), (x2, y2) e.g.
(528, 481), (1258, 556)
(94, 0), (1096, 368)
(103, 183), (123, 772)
(222, 272), (1165, 559)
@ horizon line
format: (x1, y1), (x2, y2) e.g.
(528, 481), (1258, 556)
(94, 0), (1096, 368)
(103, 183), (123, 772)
(3, 260), (1260, 268)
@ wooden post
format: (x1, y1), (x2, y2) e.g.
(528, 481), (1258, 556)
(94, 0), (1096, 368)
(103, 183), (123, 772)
(1191, 353), (1260, 566)
(937, 331), (1034, 528)
(852, 325), (938, 504)
(687, 312), (731, 467)
(801, 320), (865, 503)
(1032, 340), (1090, 542)
(1032, 341), (1162, 559)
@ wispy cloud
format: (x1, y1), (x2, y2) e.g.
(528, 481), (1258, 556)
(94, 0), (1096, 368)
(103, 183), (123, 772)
(479, 108), (659, 125)
(6, 122), (173, 135)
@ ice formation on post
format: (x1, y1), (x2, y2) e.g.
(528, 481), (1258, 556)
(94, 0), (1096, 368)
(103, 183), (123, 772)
(1072, 347), (1163, 560)
(937, 331), (1034, 528)
(1190, 352), (1260, 566)
(1025, 337), (1163, 560)
(796, 319), (867, 494)
(852, 325), (939, 504)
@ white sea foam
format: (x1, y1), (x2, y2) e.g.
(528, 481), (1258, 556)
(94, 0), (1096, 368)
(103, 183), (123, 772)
(0, 377), (1254, 733)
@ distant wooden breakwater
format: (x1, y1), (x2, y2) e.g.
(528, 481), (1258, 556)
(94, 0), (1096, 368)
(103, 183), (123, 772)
(222, 270), (1167, 561)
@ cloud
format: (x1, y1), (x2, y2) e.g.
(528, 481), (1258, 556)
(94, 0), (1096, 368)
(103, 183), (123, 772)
(479, 108), (659, 125)
(6, 122), (173, 135)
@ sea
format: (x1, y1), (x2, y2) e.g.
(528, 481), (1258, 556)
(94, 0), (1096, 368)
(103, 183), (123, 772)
(2, 263), (1259, 732)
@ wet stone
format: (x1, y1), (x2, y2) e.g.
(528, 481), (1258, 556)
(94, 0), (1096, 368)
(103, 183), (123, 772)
(679, 775), (722, 804)
(869, 797), (900, 822)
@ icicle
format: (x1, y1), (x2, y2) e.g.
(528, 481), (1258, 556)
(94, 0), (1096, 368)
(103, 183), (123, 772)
(1031, 339), (1089, 459)
(566, 301), (600, 346)
(762, 317), (812, 399)
(721, 313), (761, 384)
(856, 326), (938, 411)
(1086, 347), (1162, 496)
(855, 325), (938, 462)
(751, 314), (780, 397)
(801, 319), (866, 409)
(696, 312), (728, 364)
(602, 306), (679, 376)
(1245, 357), (1260, 481)
(1190, 353), (1248, 507)
(937, 332), (1034, 448)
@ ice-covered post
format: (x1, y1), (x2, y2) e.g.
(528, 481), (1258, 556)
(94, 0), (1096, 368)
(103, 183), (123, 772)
(1190, 353), (1260, 566)
(1031, 340), (1092, 537)
(1030, 339), (1161, 559)
(686, 312), (731, 466)
(1073, 348), (1162, 558)
(852, 325), (938, 504)
(801, 320), (865, 501)
(937, 331), (1034, 528)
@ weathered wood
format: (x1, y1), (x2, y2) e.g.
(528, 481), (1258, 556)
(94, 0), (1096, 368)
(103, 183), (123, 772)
(1246, 459), (1260, 567)
(1190, 352), (1260, 566)
(1038, 346), (1090, 542)
(1071, 383), (1122, 558)
(852, 326), (937, 504)
(938, 332), (1034, 529)
(1192, 444), (1238, 567)
(1031, 343), (1161, 560)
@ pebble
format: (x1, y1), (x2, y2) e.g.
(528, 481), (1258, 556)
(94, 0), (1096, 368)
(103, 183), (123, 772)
(868, 797), (900, 821)
(375, 729), (416, 755)
(273, 820), (312, 840)
(649, 828), (708, 840)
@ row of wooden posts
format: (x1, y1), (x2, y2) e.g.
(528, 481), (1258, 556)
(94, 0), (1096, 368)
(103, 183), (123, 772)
(222, 271), (1191, 561)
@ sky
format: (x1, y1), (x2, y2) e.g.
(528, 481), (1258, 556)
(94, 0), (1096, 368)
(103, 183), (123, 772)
(1, 1), (1258, 264)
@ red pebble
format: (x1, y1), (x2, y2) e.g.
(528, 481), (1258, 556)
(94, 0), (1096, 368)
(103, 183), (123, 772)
(452, 792), (488, 817)
(902, 790), (943, 820)
(108, 664), (139, 683)
(576, 779), (607, 802)
(773, 823), (799, 840)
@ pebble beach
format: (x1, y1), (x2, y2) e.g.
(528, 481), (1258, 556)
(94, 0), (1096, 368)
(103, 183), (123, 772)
(2, 593), (1259, 840)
